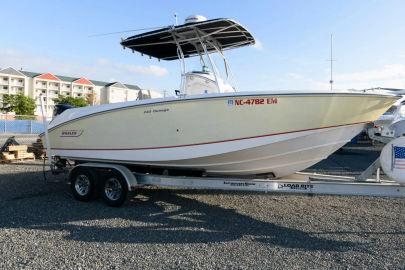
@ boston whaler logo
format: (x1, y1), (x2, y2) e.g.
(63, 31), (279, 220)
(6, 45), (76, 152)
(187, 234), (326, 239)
(60, 130), (84, 137)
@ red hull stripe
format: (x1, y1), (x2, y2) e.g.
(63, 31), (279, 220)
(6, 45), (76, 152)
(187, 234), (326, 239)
(51, 121), (369, 151)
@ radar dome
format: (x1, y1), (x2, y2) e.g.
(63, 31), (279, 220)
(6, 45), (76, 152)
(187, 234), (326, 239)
(185, 15), (207, 24)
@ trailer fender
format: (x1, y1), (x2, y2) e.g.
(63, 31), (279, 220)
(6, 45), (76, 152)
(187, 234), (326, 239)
(71, 163), (137, 191)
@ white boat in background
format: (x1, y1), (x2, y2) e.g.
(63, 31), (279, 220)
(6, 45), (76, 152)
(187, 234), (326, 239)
(44, 15), (399, 178)
(362, 88), (405, 143)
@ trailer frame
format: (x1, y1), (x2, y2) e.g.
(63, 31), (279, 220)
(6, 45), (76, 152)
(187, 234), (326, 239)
(67, 162), (404, 207)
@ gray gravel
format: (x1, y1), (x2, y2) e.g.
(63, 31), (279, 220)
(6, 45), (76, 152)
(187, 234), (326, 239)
(0, 144), (404, 269)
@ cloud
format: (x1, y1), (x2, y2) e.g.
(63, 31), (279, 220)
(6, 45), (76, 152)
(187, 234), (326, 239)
(0, 48), (169, 81)
(286, 64), (405, 90)
(334, 64), (405, 83)
(252, 39), (263, 50)
(96, 58), (168, 77)
(286, 72), (305, 80)
(331, 64), (405, 89)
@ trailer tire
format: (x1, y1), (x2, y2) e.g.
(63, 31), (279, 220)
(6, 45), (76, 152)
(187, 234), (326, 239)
(101, 170), (128, 207)
(70, 167), (97, 202)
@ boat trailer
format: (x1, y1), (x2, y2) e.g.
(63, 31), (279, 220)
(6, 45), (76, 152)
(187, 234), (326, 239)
(62, 159), (404, 207)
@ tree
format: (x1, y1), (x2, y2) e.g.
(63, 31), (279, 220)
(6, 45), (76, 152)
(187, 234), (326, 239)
(1, 94), (36, 116)
(85, 92), (97, 105)
(53, 95), (88, 107)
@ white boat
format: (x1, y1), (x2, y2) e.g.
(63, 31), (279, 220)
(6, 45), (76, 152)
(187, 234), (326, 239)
(368, 96), (405, 143)
(354, 88), (405, 143)
(45, 16), (399, 178)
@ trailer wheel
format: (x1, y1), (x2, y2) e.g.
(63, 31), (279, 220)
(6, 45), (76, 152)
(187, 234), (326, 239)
(70, 167), (97, 202)
(101, 171), (128, 207)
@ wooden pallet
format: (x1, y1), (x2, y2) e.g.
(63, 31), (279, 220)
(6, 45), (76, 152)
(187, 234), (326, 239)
(8, 145), (28, 152)
(1, 145), (35, 162)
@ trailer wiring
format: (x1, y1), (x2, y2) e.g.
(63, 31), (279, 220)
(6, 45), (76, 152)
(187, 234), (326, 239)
(42, 157), (71, 183)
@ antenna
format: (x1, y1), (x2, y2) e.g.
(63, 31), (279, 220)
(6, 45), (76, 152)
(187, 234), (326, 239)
(328, 34), (335, 91)
(174, 12), (178, 26)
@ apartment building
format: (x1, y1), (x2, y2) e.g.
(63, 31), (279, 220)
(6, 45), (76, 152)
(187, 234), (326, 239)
(0, 68), (28, 98)
(0, 67), (162, 117)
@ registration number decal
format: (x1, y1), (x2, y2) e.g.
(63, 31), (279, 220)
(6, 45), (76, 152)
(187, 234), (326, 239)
(227, 97), (278, 106)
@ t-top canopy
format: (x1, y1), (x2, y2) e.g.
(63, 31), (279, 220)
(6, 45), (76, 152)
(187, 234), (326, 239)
(120, 18), (255, 60)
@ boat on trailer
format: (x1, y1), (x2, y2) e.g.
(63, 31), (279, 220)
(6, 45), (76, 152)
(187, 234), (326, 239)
(46, 15), (398, 178)
(41, 16), (404, 206)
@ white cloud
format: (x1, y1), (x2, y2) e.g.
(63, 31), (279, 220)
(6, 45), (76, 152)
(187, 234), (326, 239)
(0, 48), (169, 81)
(96, 58), (109, 65)
(286, 64), (405, 90)
(331, 64), (405, 89)
(286, 72), (305, 80)
(122, 64), (168, 77)
(334, 64), (405, 83)
(96, 58), (168, 77)
(252, 39), (263, 50)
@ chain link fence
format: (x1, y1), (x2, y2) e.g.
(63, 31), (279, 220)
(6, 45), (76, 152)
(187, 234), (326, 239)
(0, 114), (47, 134)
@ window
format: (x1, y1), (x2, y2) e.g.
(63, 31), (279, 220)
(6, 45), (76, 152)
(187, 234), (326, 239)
(18, 79), (23, 83)
(3, 86), (8, 90)
(42, 82), (46, 86)
(3, 77), (8, 81)
(77, 93), (82, 97)
(42, 90), (46, 93)
(66, 93), (70, 96)
(66, 85), (70, 88)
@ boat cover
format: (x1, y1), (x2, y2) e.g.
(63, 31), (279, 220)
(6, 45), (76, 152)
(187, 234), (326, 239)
(120, 18), (255, 60)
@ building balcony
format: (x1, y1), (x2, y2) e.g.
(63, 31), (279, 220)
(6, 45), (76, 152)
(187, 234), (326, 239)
(60, 91), (71, 96)
(10, 80), (24, 86)
(48, 82), (59, 88)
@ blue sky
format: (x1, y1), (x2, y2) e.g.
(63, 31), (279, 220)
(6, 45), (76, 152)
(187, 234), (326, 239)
(1, 0), (405, 93)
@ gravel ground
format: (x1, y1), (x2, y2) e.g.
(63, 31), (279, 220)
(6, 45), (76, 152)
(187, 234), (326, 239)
(0, 144), (404, 269)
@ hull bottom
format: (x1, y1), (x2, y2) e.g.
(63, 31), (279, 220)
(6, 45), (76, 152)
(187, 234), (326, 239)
(53, 123), (365, 178)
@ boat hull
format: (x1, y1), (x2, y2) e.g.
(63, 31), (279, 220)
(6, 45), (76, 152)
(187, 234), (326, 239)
(47, 92), (398, 177)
